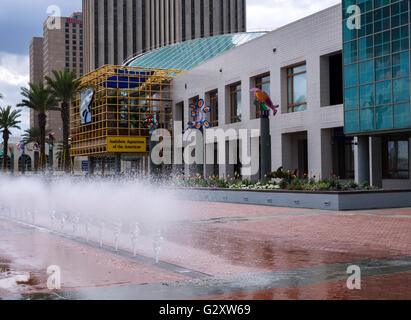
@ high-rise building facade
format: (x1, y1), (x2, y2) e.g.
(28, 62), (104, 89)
(82, 0), (246, 73)
(29, 12), (84, 141)
(342, 0), (411, 187)
(29, 37), (44, 128)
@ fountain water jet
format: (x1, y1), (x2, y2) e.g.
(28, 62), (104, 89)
(99, 221), (105, 248)
(153, 229), (164, 264)
(113, 220), (122, 252)
(131, 222), (141, 257)
(0, 175), (185, 263)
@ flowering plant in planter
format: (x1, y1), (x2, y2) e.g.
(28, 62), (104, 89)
(171, 168), (376, 192)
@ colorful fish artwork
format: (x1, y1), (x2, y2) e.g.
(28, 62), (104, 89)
(250, 88), (279, 117)
(143, 115), (160, 135)
(187, 99), (211, 131)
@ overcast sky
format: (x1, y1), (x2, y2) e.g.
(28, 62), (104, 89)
(0, 0), (340, 136)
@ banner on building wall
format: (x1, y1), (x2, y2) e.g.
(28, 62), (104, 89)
(80, 89), (94, 125)
(107, 137), (147, 153)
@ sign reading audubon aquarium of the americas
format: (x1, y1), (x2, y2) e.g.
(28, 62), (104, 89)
(106, 137), (147, 153)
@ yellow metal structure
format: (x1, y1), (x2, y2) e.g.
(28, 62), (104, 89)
(70, 65), (183, 157)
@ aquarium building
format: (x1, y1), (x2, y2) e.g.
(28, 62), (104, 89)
(72, 1), (411, 189)
(171, 1), (411, 189)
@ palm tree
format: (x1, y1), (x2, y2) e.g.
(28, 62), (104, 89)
(0, 93), (3, 100)
(0, 106), (21, 172)
(22, 127), (51, 172)
(18, 83), (58, 171)
(45, 69), (82, 173)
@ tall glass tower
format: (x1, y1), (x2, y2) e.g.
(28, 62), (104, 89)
(343, 0), (411, 135)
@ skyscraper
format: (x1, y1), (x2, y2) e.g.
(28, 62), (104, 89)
(29, 12), (84, 141)
(29, 37), (44, 128)
(82, 0), (246, 73)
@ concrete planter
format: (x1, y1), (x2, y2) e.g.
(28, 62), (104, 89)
(176, 188), (411, 211)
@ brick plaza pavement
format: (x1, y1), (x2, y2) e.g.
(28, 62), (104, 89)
(0, 203), (410, 300)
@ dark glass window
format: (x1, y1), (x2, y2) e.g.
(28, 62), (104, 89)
(94, 0), (99, 68)
(182, 0), (186, 41)
(191, 0), (195, 39)
(200, 0), (204, 38)
(374, 30), (391, 57)
(133, 0), (137, 54)
(383, 139), (409, 179)
(123, 0), (127, 60)
(104, 0), (108, 64)
(220, 0), (224, 35)
(209, 0), (213, 36)
(142, 0), (146, 51)
(392, 26), (409, 53)
(374, 6), (390, 33)
(114, 0), (118, 64)
(391, 1), (409, 28)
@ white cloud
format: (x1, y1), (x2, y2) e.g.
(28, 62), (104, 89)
(247, 0), (341, 31)
(0, 52), (30, 137)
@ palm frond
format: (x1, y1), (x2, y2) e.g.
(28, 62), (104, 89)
(0, 106), (22, 134)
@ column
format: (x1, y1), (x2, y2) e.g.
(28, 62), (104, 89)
(115, 153), (122, 175)
(88, 156), (95, 175)
(370, 136), (383, 188)
(355, 136), (370, 184)
(308, 127), (322, 178)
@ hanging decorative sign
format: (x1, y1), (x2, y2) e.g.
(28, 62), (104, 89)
(48, 132), (55, 151)
(17, 140), (26, 155)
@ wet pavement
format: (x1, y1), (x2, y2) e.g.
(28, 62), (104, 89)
(0, 203), (411, 300)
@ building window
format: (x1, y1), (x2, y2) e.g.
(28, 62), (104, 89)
(191, 0), (195, 39)
(383, 139), (409, 179)
(209, 0), (213, 36)
(208, 90), (218, 127)
(230, 83), (242, 123)
(287, 64), (307, 113)
(254, 73), (270, 118)
(182, 0), (186, 41)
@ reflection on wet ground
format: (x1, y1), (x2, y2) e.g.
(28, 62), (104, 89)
(1, 203), (411, 300)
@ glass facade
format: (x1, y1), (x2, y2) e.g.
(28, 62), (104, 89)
(126, 32), (266, 71)
(343, 0), (411, 134)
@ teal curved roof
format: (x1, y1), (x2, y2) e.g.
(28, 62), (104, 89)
(125, 32), (266, 70)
